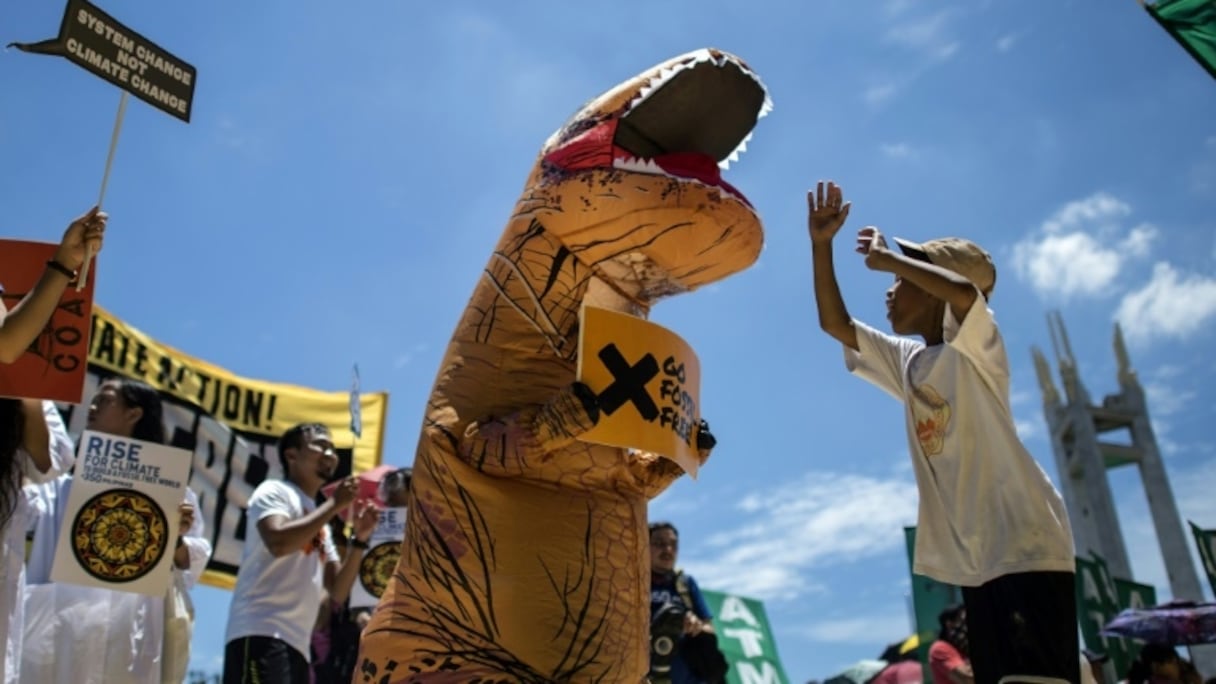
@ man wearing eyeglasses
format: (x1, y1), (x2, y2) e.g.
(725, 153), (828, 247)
(223, 422), (380, 684)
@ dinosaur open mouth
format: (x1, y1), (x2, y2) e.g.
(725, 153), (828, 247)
(543, 50), (771, 204)
(616, 51), (770, 166)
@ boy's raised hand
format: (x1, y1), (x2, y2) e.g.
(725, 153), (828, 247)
(856, 225), (893, 270)
(807, 181), (850, 245)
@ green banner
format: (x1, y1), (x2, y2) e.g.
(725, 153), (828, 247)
(1114, 577), (1159, 611)
(1076, 553), (1136, 677)
(1113, 577), (1157, 670)
(1190, 521), (1216, 598)
(700, 590), (791, 684)
(902, 528), (1160, 678)
(904, 527), (962, 666)
(1146, 0), (1216, 80)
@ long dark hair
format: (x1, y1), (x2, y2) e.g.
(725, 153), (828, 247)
(0, 399), (24, 530)
(106, 378), (166, 444)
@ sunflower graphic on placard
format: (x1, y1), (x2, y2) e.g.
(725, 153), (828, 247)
(71, 489), (169, 583)
(358, 542), (401, 599)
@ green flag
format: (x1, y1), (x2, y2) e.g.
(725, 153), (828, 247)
(904, 527), (962, 667)
(1112, 577), (1157, 668)
(700, 590), (791, 684)
(1146, 0), (1216, 80)
(1076, 552), (1137, 676)
(1190, 521), (1216, 597)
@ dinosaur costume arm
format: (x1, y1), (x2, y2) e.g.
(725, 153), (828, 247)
(454, 382), (602, 481)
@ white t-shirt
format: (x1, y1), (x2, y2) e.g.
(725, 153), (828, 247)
(224, 479), (339, 662)
(845, 301), (1075, 586)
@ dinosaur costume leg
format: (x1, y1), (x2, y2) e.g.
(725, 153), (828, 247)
(356, 49), (770, 683)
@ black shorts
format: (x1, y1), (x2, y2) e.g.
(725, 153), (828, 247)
(223, 636), (310, 684)
(962, 571), (1080, 684)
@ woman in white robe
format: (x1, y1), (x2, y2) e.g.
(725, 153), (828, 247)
(22, 378), (212, 684)
(0, 208), (104, 682)
(0, 400), (75, 684)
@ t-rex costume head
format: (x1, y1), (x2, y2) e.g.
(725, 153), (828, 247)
(356, 48), (769, 683)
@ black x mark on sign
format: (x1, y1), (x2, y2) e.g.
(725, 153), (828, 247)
(595, 343), (659, 421)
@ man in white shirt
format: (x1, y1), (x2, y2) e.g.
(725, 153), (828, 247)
(223, 422), (378, 684)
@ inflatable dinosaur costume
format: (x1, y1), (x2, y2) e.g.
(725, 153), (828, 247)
(356, 48), (770, 683)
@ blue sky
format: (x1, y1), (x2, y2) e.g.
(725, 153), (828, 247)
(4, 1), (1216, 680)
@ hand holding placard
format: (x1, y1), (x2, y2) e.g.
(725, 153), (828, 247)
(55, 205), (107, 278)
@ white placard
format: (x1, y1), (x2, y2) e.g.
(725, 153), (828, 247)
(349, 506), (407, 609)
(50, 430), (191, 596)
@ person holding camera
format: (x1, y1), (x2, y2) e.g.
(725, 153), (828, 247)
(648, 521), (728, 684)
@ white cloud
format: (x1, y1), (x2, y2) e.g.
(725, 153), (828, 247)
(1121, 224), (1158, 257)
(1115, 262), (1216, 345)
(996, 33), (1019, 52)
(865, 83), (898, 106)
(651, 489), (709, 517)
(681, 471), (918, 601)
(1013, 232), (1122, 298)
(1013, 193), (1156, 299)
(1042, 192), (1130, 235)
(393, 343), (429, 370)
(883, 0), (914, 18)
(865, 8), (961, 107)
(801, 613), (915, 644)
(935, 42), (960, 60)
(885, 10), (959, 61)
(1143, 366), (1197, 417)
(880, 142), (915, 159)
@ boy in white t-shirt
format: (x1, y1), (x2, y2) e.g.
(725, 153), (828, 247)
(223, 422), (379, 684)
(807, 181), (1079, 684)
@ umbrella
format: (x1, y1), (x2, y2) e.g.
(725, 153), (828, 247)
(1101, 600), (1216, 646)
(871, 660), (923, 684)
(824, 659), (889, 684)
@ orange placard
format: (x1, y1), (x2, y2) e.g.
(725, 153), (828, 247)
(575, 305), (702, 475)
(0, 239), (95, 402)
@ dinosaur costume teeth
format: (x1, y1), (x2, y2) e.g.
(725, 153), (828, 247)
(355, 48), (768, 683)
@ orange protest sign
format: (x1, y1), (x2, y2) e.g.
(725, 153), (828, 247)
(575, 305), (702, 476)
(0, 239), (95, 402)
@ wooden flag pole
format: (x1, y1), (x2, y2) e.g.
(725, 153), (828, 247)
(77, 90), (128, 291)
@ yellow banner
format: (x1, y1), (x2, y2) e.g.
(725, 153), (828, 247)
(55, 305), (389, 589)
(575, 306), (701, 476)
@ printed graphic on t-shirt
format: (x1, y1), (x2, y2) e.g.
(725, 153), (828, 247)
(303, 525), (329, 555)
(911, 383), (951, 456)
